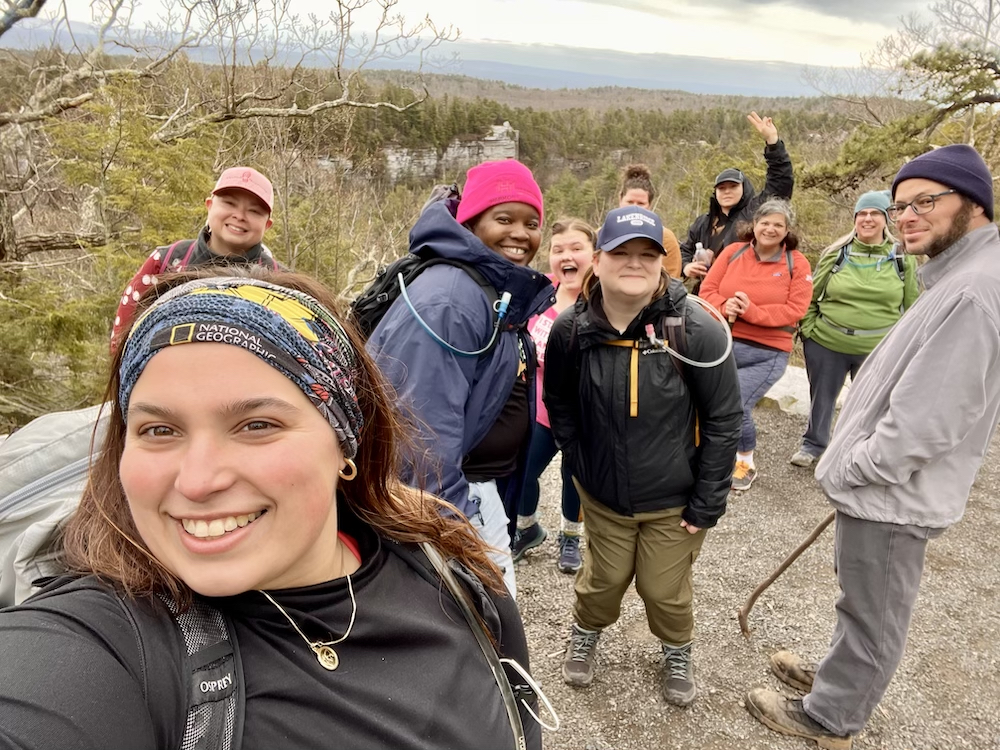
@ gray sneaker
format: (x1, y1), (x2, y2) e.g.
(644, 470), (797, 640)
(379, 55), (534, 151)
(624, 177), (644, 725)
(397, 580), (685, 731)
(731, 461), (758, 491)
(557, 533), (583, 574)
(562, 623), (601, 687)
(790, 450), (818, 468)
(661, 642), (697, 707)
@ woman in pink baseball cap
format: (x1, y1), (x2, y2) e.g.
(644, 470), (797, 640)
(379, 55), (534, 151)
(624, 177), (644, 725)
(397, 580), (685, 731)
(110, 166), (281, 350)
(366, 159), (555, 598)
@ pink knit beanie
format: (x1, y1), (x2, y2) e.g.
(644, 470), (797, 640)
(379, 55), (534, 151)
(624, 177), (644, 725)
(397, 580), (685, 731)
(455, 159), (544, 227)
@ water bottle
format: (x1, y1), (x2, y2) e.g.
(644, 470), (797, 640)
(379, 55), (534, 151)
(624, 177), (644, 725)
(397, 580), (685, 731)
(693, 241), (713, 266)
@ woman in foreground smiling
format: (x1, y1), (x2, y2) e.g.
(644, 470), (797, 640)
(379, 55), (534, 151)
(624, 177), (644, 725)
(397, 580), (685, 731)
(0, 271), (541, 750)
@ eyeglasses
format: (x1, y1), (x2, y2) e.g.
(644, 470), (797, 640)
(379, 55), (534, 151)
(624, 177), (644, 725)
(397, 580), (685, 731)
(886, 190), (957, 222)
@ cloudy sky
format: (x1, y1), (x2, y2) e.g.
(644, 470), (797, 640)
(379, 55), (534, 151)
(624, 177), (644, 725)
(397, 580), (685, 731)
(382, 0), (930, 66)
(57, 0), (932, 68)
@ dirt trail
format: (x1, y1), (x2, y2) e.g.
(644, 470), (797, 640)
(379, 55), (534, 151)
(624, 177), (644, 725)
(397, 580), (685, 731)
(516, 404), (1000, 750)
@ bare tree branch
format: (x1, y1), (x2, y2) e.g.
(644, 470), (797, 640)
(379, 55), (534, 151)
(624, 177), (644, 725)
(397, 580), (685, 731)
(12, 227), (137, 259)
(0, 0), (45, 39)
(153, 93), (427, 143)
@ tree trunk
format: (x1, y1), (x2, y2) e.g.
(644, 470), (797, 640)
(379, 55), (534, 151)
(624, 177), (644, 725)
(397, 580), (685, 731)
(0, 192), (14, 262)
(14, 230), (123, 257)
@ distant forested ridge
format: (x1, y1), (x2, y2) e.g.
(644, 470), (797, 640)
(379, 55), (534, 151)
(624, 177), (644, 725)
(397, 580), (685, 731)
(1, 0), (997, 428)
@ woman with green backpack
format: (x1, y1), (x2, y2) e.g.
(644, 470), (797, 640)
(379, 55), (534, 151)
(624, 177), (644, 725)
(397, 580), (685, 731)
(791, 191), (920, 468)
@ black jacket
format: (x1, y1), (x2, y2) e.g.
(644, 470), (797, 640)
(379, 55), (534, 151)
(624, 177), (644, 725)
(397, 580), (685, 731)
(680, 140), (794, 269)
(542, 280), (742, 528)
(0, 512), (540, 750)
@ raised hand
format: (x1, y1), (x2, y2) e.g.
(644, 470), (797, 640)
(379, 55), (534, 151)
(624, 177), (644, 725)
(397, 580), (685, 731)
(747, 111), (778, 145)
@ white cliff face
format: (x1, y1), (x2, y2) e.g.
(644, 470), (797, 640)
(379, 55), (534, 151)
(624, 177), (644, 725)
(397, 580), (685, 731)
(759, 364), (851, 417)
(384, 122), (519, 182)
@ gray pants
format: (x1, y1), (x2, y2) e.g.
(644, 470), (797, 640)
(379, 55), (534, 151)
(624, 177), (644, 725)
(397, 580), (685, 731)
(803, 511), (944, 735)
(801, 338), (868, 457)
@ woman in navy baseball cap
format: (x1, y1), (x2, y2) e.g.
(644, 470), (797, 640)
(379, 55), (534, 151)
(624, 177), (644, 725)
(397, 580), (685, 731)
(543, 205), (741, 707)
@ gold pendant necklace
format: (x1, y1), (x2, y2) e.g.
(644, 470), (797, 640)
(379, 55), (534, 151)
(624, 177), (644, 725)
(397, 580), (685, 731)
(258, 574), (357, 671)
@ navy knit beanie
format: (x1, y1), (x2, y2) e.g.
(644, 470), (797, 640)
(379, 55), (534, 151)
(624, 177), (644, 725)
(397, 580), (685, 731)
(892, 144), (994, 220)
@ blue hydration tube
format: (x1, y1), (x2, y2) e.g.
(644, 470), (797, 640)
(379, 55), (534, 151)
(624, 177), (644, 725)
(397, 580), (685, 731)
(644, 295), (733, 368)
(397, 272), (513, 357)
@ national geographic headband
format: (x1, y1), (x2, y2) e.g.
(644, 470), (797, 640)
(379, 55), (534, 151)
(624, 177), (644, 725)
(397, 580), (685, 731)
(118, 277), (364, 458)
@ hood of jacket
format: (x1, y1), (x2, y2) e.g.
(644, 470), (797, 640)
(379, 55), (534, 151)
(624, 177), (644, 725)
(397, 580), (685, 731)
(708, 172), (758, 224)
(409, 201), (554, 325)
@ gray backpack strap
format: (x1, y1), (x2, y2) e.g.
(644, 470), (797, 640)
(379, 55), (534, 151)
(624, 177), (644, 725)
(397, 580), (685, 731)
(167, 596), (245, 750)
(419, 542), (527, 750)
(728, 242), (752, 262)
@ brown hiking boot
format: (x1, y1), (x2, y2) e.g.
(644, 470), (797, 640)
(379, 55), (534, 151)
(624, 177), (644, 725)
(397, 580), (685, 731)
(562, 623), (601, 687)
(770, 650), (817, 692)
(745, 688), (852, 750)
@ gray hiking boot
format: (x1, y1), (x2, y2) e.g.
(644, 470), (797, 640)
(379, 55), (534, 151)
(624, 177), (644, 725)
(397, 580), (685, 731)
(745, 688), (852, 749)
(790, 450), (819, 468)
(770, 650), (817, 692)
(562, 623), (601, 687)
(661, 641), (697, 707)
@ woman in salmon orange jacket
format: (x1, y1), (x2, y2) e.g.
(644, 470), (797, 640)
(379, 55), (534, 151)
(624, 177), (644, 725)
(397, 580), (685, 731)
(699, 198), (812, 491)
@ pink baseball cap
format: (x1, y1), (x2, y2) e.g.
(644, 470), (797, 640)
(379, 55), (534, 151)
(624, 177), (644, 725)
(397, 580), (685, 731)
(212, 167), (274, 213)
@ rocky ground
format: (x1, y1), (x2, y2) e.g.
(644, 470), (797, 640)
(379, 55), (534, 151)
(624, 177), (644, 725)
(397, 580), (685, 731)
(515, 403), (1000, 750)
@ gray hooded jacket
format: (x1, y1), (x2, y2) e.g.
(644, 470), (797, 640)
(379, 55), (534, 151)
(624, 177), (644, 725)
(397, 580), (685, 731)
(816, 223), (1000, 528)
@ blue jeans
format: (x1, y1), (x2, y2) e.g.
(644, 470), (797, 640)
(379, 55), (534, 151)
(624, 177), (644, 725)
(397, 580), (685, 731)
(733, 340), (789, 452)
(516, 422), (582, 524)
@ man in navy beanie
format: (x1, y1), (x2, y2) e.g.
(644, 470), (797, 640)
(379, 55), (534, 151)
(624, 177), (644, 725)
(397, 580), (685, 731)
(745, 143), (1000, 749)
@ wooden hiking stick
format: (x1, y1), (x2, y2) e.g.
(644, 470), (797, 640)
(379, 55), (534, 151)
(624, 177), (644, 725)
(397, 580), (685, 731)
(738, 511), (836, 638)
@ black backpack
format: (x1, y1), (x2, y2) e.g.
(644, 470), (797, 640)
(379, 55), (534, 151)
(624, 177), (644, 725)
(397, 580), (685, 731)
(350, 256), (499, 340)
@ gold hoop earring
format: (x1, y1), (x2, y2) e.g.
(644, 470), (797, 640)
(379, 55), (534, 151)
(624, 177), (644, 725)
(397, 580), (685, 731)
(338, 458), (358, 481)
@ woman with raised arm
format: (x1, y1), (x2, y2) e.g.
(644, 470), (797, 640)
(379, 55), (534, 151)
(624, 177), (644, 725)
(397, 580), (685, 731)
(680, 113), (794, 283)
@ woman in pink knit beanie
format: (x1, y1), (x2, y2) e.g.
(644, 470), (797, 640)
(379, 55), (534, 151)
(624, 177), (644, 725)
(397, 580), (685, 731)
(365, 159), (555, 599)
(455, 159), (545, 267)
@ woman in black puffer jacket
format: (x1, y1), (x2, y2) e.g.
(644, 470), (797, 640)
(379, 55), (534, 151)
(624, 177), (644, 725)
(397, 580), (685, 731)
(544, 205), (741, 709)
